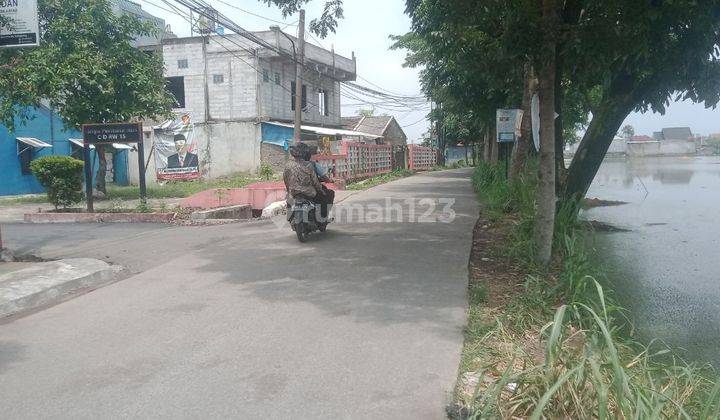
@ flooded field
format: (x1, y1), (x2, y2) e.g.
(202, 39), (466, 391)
(583, 156), (720, 366)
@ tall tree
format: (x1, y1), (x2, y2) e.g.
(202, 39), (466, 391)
(259, 0), (344, 37)
(621, 124), (635, 139)
(561, 0), (720, 202)
(534, 0), (560, 266)
(0, 0), (173, 193)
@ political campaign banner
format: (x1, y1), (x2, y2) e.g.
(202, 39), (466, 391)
(496, 109), (524, 143)
(154, 113), (201, 181)
(0, 0), (40, 48)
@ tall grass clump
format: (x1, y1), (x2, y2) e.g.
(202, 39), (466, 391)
(460, 162), (720, 419)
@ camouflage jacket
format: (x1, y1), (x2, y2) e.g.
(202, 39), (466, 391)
(283, 159), (323, 199)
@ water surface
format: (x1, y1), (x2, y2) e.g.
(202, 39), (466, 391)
(583, 156), (720, 365)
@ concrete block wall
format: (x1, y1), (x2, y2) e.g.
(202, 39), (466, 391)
(200, 121), (261, 178)
(128, 122), (261, 186)
(163, 36), (260, 122)
(260, 143), (289, 174)
(163, 40), (208, 122)
(258, 58), (341, 126)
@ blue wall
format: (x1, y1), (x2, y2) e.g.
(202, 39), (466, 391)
(0, 106), (129, 196)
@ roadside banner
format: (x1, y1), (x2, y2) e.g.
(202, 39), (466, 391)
(154, 113), (201, 181)
(0, 0), (40, 48)
(496, 109), (523, 143)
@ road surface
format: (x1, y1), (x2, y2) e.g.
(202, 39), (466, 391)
(0, 169), (477, 419)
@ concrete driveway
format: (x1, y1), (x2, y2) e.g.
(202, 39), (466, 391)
(0, 168), (477, 419)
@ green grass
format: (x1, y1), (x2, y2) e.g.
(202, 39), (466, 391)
(105, 172), (262, 200)
(0, 172), (262, 207)
(0, 195), (49, 206)
(346, 169), (414, 190)
(455, 162), (720, 419)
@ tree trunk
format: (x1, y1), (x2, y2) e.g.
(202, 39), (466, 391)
(483, 128), (491, 162)
(96, 145), (107, 194)
(554, 47), (567, 191)
(562, 99), (635, 204)
(534, 0), (559, 267)
(511, 66), (536, 179)
(489, 124), (499, 164)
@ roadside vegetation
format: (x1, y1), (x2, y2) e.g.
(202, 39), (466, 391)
(0, 172), (262, 207)
(452, 163), (720, 419)
(105, 172), (262, 200)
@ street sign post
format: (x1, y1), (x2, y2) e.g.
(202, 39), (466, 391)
(82, 122), (146, 212)
(496, 109), (524, 177)
(0, 0), (40, 48)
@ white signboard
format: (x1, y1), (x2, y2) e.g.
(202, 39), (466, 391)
(531, 94), (540, 151)
(0, 0), (40, 48)
(496, 109), (523, 143)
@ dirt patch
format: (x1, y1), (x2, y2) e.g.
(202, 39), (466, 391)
(582, 220), (631, 232)
(468, 216), (526, 309)
(582, 197), (629, 208)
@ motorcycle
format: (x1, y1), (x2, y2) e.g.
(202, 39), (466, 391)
(287, 198), (329, 242)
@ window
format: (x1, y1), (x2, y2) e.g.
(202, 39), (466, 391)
(290, 82), (308, 111)
(70, 143), (83, 160)
(318, 89), (330, 117)
(19, 146), (32, 175)
(213, 74), (224, 84)
(274, 72), (281, 85)
(177, 59), (188, 69)
(165, 76), (185, 108)
(262, 69), (269, 82)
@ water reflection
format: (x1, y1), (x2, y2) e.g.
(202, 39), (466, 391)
(583, 156), (720, 366)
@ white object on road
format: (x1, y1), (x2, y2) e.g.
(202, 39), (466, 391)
(261, 200), (287, 219)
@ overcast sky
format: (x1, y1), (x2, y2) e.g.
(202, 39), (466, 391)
(136, 0), (431, 142)
(136, 0), (720, 141)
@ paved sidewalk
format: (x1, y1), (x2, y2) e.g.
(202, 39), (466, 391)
(0, 198), (182, 223)
(0, 259), (117, 318)
(0, 169), (477, 419)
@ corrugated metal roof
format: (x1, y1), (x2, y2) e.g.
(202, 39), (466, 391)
(265, 121), (382, 139)
(17, 137), (52, 148)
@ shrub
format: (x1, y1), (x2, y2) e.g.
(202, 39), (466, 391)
(259, 163), (274, 180)
(29, 156), (85, 209)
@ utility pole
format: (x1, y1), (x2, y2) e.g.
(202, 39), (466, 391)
(293, 9), (305, 144)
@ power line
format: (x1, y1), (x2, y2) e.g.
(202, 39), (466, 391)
(142, 0), (430, 118)
(401, 116), (429, 128)
(155, 0), (349, 119)
(213, 0), (296, 26)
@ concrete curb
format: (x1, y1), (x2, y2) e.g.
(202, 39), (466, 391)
(24, 212), (176, 223)
(0, 258), (118, 318)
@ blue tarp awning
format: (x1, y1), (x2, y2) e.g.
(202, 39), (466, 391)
(261, 122), (293, 150)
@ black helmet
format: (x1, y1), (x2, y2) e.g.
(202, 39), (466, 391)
(290, 142), (311, 159)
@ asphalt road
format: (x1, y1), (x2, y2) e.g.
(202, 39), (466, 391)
(0, 169), (477, 419)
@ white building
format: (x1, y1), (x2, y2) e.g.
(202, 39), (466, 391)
(129, 28), (359, 183)
(111, 0), (175, 50)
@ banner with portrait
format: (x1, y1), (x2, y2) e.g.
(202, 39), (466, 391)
(154, 113), (201, 181)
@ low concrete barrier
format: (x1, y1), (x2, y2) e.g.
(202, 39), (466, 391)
(191, 204), (252, 220)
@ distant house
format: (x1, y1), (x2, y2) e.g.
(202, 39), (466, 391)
(653, 127), (693, 141)
(630, 135), (655, 142)
(341, 115), (408, 147)
(630, 127), (696, 157)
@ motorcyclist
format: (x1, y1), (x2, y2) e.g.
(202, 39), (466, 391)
(283, 143), (335, 221)
(284, 142), (325, 205)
